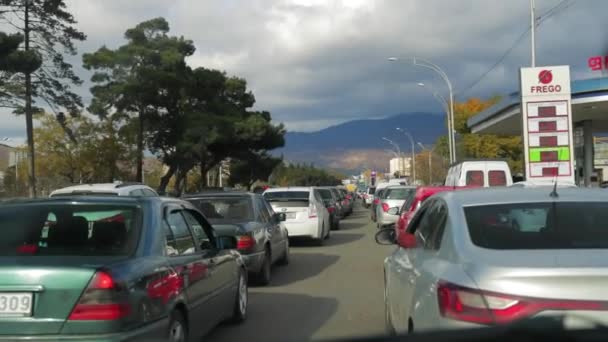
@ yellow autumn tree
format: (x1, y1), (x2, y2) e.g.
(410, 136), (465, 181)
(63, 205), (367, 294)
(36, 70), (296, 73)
(449, 97), (523, 174)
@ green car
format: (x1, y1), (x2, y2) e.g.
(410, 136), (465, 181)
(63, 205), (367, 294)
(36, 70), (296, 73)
(0, 196), (247, 341)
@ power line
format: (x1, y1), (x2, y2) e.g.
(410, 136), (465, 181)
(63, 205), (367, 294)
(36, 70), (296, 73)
(458, 0), (577, 97)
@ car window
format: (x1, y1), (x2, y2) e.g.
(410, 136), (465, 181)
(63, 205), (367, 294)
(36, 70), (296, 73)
(166, 211), (196, 255)
(406, 200), (433, 235)
(142, 189), (157, 197)
(188, 196), (254, 223)
(0, 204), (139, 256)
(129, 189), (145, 196)
(182, 210), (214, 250)
(424, 201), (448, 250)
(257, 197), (271, 223)
(464, 202), (608, 250)
(466, 170), (484, 186)
(488, 170), (507, 186)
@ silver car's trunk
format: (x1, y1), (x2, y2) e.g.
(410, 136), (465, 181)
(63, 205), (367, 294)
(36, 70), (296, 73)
(465, 250), (608, 301)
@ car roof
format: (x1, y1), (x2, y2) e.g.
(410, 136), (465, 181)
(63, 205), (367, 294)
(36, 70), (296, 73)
(264, 187), (313, 192)
(438, 187), (608, 206)
(49, 183), (155, 195)
(183, 191), (253, 199)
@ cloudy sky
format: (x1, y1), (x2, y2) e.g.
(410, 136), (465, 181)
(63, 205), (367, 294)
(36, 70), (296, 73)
(0, 0), (606, 141)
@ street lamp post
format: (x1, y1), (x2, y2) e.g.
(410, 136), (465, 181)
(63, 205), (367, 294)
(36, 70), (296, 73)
(395, 128), (416, 184)
(417, 82), (455, 163)
(388, 56), (456, 164)
(382, 137), (403, 178)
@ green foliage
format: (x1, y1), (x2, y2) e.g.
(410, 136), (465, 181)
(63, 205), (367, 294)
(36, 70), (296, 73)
(0, 0), (85, 114)
(229, 152), (283, 189)
(270, 163), (342, 187)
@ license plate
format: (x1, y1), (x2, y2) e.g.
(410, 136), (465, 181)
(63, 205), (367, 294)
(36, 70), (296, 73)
(0, 293), (33, 316)
(286, 212), (296, 219)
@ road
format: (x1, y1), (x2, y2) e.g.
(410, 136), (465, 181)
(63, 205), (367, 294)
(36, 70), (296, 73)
(208, 202), (392, 341)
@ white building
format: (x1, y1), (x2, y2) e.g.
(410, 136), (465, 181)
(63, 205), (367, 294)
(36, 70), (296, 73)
(389, 157), (411, 177)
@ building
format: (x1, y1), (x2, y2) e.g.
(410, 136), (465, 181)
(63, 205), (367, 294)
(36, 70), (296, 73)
(467, 77), (608, 186)
(389, 157), (411, 177)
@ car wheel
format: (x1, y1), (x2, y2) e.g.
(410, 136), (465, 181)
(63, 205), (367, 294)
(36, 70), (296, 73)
(315, 224), (325, 246)
(384, 281), (396, 336)
(325, 224), (331, 240)
(335, 220), (341, 231)
(256, 248), (272, 285)
(230, 269), (248, 323)
(167, 310), (187, 342)
(277, 239), (289, 266)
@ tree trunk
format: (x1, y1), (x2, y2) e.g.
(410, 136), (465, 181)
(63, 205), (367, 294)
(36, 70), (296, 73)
(200, 161), (209, 189)
(174, 168), (187, 197)
(158, 163), (177, 195)
(136, 110), (144, 182)
(24, 1), (36, 198)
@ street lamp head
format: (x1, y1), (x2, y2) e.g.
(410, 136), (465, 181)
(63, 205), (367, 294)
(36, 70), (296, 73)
(387, 57), (398, 62)
(417, 142), (425, 149)
(417, 82), (425, 87)
(396, 127), (402, 131)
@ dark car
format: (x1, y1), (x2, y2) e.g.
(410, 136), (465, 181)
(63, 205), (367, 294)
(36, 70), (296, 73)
(338, 188), (354, 214)
(328, 188), (348, 218)
(0, 196), (247, 341)
(183, 192), (289, 285)
(315, 187), (341, 230)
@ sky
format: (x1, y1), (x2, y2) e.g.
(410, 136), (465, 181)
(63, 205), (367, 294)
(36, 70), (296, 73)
(0, 0), (606, 142)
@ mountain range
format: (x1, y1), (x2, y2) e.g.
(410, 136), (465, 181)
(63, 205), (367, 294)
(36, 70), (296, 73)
(277, 112), (447, 173)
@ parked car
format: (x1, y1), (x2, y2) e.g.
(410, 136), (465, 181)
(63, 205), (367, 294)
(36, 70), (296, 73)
(363, 186), (376, 208)
(315, 187), (341, 230)
(338, 188), (354, 215)
(263, 187), (331, 245)
(49, 183), (159, 197)
(445, 160), (513, 187)
(0, 196), (247, 341)
(375, 186), (416, 229)
(370, 188), (387, 222)
(376, 187), (608, 334)
(183, 192), (289, 285)
(328, 188), (347, 218)
(393, 186), (472, 238)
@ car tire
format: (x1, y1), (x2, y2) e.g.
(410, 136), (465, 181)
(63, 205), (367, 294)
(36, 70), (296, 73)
(277, 239), (289, 266)
(230, 269), (248, 323)
(324, 224), (331, 240)
(334, 220), (341, 231)
(167, 310), (188, 342)
(315, 224), (325, 246)
(256, 248), (272, 285)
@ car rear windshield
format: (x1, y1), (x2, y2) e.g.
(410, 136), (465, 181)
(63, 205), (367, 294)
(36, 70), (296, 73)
(264, 191), (309, 201)
(368, 187), (376, 195)
(188, 197), (254, 223)
(464, 202), (608, 249)
(384, 188), (414, 200)
(0, 203), (140, 256)
(317, 189), (334, 200)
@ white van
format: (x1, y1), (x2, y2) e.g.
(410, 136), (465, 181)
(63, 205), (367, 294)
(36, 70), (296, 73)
(445, 160), (512, 187)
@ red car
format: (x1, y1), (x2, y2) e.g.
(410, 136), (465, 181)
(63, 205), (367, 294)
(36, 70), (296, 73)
(393, 186), (474, 238)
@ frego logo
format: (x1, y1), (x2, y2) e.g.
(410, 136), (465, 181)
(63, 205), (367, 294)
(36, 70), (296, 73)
(530, 69), (562, 93)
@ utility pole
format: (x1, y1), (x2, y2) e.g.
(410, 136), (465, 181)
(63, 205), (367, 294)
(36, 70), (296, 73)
(530, 0), (536, 67)
(24, 0), (36, 198)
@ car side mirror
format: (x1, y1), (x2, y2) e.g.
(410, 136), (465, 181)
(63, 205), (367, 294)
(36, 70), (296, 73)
(387, 207), (400, 215)
(274, 213), (286, 222)
(375, 228), (396, 245)
(397, 232), (417, 249)
(216, 236), (237, 250)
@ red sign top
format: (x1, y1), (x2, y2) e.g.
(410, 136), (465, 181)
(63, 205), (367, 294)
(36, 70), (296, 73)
(538, 70), (553, 84)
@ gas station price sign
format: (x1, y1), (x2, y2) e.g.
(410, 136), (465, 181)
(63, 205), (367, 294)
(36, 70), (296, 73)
(520, 66), (575, 184)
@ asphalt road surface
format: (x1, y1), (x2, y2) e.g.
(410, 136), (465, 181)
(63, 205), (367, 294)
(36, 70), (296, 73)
(208, 202), (392, 342)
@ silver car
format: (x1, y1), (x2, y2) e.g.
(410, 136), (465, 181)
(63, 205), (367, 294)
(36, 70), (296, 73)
(376, 187), (608, 334)
(375, 186), (416, 229)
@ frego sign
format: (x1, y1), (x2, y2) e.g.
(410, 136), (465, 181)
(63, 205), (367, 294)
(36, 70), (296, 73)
(520, 66), (575, 184)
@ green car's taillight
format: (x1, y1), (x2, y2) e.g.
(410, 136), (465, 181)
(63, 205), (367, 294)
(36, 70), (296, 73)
(68, 271), (131, 321)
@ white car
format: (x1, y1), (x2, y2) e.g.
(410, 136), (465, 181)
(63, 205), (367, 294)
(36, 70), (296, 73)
(263, 187), (331, 245)
(49, 183), (159, 197)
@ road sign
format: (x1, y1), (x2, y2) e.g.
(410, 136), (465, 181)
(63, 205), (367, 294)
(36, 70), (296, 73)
(520, 66), (575, 184)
